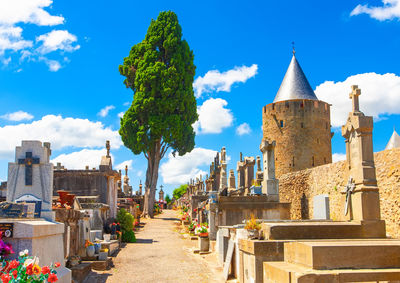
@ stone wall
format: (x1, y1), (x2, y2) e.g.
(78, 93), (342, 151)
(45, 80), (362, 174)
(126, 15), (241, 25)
(279, 148), (400, 238)
(262, 99), (332, 178)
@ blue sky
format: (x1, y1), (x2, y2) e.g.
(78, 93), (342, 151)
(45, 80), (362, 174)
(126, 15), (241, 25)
(1, 0), (400, 198)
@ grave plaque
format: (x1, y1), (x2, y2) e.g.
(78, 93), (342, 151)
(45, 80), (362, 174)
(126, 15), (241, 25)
(0, 202), (25, 218)
(0, 223), (14, 238)
(223, 239), (235, 280)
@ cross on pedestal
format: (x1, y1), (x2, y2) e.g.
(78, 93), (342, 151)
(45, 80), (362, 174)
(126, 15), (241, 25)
(18, 152), (40, 186)
(349, 85), (361, 112)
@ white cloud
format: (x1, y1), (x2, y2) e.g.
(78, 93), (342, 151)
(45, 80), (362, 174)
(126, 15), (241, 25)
(0, 0), (64, 26)
(0, 0), (78, 70)
(52, 148), (110, 170)
(315, 72), (400, 128)
(194, 98), (233, 134)
(39, 57), (61, 71)
(118, 112), (124, 118)
(160, 147), (217, 185)
(0, 26), (33, 55)
(115, 160), (133, 171)
(137, 170), (143, 177)
(193, 64), (258, 98)
(332, 153), (346, 163)
(236, 123), (251, 136)
(351, 0), (400, 20)
(123, 102), (130, 106)
(0, 114), (122, 159)
(98, 105), (115, 117)
(36, 30), (79, 54)
(1, 111), (34, 121)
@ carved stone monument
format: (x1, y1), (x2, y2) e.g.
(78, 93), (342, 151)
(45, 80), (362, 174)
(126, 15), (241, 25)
(236, 153), (245, 191)
(228, 169), (236, 192)
(7, 141), (54, 221)
(341, 85), (381, 221)
(219, 147), (228, 192)
(260, 140), (279, 201)
(243, 156), (255, 193)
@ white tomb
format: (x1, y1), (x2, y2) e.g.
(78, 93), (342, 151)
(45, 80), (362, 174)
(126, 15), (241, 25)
(1, 141), (71, 283)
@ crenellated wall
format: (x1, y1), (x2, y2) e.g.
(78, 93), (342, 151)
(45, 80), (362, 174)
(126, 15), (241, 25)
(262, 99), (332, 178)
(279, 148), (400, 238)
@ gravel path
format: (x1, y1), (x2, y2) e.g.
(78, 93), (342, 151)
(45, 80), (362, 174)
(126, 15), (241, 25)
(86, 209), (224, 283)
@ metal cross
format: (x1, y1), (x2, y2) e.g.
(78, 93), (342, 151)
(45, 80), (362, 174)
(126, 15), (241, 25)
(292, 41), (296, 55)
(18, 152), (40, 186)
(343, 176), (355, 216)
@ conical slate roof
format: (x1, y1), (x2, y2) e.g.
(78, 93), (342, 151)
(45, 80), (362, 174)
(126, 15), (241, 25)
(385, 129), (400, 150)
(273, 54), (318, 103)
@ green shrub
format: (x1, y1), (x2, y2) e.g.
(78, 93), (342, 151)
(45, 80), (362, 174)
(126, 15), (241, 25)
(122, 230), (136, 243)
(116, 208), (136, 243)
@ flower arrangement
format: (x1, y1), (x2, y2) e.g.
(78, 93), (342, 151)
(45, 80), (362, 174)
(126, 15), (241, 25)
(195, 223), (209, 235)
(244, 214), (261, 231)
(0, 232), (13, 259)
(0, 249), (60, 282)
(84, 240), (94, 248)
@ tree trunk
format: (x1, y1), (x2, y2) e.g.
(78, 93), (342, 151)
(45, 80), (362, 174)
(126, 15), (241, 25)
(142, 141), (162, 218)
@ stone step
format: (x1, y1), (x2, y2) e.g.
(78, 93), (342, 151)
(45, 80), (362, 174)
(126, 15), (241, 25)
(264, 261), (400, 283)
(284, 240), (400, 270)
(261, 220), (385, 240)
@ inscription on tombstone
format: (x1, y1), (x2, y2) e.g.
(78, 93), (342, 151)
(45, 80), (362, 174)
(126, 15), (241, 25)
(0, 202), (25, 218)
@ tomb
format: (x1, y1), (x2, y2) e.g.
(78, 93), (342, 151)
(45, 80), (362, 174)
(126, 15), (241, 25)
(53, 140), (120, 218)
(1, 141), (71, 283)
(239, 86), (400, 283)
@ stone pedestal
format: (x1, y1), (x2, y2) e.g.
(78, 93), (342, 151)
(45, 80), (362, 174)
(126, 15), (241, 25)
(199, 237), (210, 252)
(0, 219), (71, 283)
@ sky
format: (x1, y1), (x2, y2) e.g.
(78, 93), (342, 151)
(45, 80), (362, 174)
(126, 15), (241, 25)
(1, 0), (400, 198)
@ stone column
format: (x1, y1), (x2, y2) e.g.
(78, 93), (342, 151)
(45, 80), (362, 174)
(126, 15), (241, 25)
(341, 85), (381, 221)
(260, 140), (279, 201)
(243, 157), (255, 193)
(219, 147), (228, 192)
(255, 156), (263, 186)
(236, 152), (245, 190)
(228, 169), (236, 192)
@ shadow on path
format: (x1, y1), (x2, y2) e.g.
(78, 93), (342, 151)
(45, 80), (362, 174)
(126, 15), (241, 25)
(160, 217), (180, 221)
(135, 238), (158, 244)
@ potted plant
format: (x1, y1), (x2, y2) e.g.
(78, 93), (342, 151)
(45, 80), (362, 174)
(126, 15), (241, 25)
(244, 214), (261, 239)
(196, 224), (210, 252)
(85, 240), (95, 257)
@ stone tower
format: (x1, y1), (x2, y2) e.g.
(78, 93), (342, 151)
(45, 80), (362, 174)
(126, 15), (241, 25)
(159, 186), (164, 202)
(262, 52), (332, 177)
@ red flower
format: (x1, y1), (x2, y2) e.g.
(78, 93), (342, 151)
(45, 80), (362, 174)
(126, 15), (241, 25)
(12, 270), (17, 279)
(26, 264), (33, 275)
(48, 273), (58, 283)
(54, 262), (61, 268)
(8, 260), (19, 269)
(1, 273), (11, 283)
(42, 266), (50, 274)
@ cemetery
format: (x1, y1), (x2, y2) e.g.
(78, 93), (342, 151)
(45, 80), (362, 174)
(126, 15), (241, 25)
(1, 5), (400, 283)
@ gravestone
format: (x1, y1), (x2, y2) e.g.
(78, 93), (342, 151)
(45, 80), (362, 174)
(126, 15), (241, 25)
(313, 194), (330, 220)
(341, 85), (381, 221)
(7, 141), (54, 221)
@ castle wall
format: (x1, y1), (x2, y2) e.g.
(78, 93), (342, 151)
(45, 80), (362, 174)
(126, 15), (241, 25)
(262, 99), (332, 178)
(279, 148), (400, 238)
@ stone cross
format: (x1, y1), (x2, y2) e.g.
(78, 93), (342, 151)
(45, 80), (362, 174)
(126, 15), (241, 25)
(125, 165), (128, 176)
(106, 140), (110, 157)
(349, 85), (361, 113)
(18, 152), (40, 186)
(343, 176), (355, 217)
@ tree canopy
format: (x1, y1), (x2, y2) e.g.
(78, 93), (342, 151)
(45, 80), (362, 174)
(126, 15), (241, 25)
(173, 184), (188, 200)
(165, 194), (171, 204)
(118, 11), (197, 217)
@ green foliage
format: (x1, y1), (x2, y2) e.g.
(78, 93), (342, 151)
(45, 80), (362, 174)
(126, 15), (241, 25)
(173, 184), (188, 200)
(116, 208), (136, 243)
(119, 10), (198, 157)
(165, 194), (171, 204)
(122, 230), (136, 243)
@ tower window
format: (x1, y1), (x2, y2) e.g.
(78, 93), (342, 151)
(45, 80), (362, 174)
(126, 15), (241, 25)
(272, 104), (275, 110)
(301, 122), (304, 128)
(280, 120), (284, 127)
(324, 157), (327, 164)
(292, 156), (295, 167)
(312, 156), (315, 167)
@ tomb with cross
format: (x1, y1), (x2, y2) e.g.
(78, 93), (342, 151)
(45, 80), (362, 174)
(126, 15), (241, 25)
(341, 85), (381, 222)
(6, 141), (54, 221)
